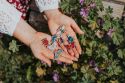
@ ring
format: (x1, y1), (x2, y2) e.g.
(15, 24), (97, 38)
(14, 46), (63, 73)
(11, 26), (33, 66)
(54, 49), (63, 59)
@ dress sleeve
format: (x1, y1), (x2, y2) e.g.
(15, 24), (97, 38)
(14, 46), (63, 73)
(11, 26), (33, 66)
(35, 0), (60, 12)
(0, 0), (22, 36)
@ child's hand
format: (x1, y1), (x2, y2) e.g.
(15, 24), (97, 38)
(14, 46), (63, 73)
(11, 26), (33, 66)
(44, 9), (84, 58)
(29, 32), (77, 67)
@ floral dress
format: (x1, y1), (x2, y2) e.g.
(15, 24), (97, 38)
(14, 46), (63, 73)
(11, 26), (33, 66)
(0, 0), (59, 36)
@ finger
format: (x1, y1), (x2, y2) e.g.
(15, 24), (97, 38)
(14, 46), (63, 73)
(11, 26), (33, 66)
(74, 36), (82, 55)
(61, 33), (74, 56)
(56, 44), (77, 61)
(57, 56), (73, 64)
(72, 47), (79, 59)
(42, 47), (55, 59)
(57, 38), (68, 54)
(58, 42), (68, 54)
(37, 53), (51, 67)
(63, 31), (75, 56)
(62, 33), (69, 45)
(71, 21), (84, 35)
(65, 45), (74, 56)
(61, 50), (78, 61)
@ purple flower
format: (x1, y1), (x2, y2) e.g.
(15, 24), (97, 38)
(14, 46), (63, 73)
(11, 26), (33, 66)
(90, 3), (96, 8)
(80, 8), (89, 17)
(94, 66), (100, 73)
(53, 72), (59, 82)
(107, 29), (114, 37)
(79, 0), (84, 5)
(57, 61), (62, 65)
(89, 60), (96, 67)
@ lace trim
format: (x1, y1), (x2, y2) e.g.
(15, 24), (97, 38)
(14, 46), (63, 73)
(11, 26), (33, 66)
(35, 0), (60, 12)
(0, 0), (21, 36)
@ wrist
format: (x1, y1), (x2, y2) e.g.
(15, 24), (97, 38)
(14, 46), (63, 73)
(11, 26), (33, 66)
(13, 19), (37, 47)
(44, 9), (62, 20)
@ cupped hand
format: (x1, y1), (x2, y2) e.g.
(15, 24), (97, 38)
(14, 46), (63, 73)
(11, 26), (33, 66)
(45, 10), (84, 58)
(29, 32), (77, 67)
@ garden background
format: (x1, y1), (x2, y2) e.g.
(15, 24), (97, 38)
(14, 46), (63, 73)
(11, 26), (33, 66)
(0, 0), (125, 83)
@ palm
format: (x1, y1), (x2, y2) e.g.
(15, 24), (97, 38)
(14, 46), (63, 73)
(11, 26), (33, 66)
(48, 14), (84, 58)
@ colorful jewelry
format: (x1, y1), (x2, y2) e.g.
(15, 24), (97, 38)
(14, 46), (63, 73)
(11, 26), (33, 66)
(57, 25), (65, 34)
(67, 35), (74, 43)
(41, 38), (49, 47)
(48, 42), (58, 51)
(71, 42), (75, 48)
(65, 44), (71, 49)
(54, 49), (63, 59)
(52, 34), (57, 43)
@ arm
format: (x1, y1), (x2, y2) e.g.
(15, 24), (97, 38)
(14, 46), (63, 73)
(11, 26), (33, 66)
(0, 0), (36, 46)
(0, 0), (74, 66)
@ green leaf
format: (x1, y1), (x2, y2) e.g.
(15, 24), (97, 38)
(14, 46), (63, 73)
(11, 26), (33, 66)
(86, 48), (92, 56)
(117, 49), (123, 59)
(26, 66), (32, 82)
(71, 70), (78, 80)
(112, 32), (123, 45)
(81, 65), (89, 74)
(103, 20), (111, 31)
(9, 40), (19, 53)
(88, 20), (98, 30)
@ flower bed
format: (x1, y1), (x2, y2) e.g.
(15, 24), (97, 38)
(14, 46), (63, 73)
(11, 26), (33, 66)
(0, 0), (125, 83)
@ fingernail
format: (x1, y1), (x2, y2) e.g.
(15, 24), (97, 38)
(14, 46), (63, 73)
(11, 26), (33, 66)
(48, 64), (51, 67)
(70, 61), (73, 64)
(79, 31), (84, 35)
(74, 58), (78, 61)
(77, 54), (79, 58)
(79, 50), (82, 55)
(81, 31), (84, 34)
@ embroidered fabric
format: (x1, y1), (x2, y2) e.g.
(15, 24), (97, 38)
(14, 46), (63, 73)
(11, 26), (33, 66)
(35, 0), (60, 12)
(0, 0), (21, 36)
(7, 0), (31, 19)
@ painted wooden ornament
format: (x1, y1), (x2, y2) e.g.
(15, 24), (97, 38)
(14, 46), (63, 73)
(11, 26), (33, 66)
(54, 49), (63, 59)
(52, 34), (57, 43)
(71, 42), (75, 48)
(48, 42), (57, 51)
(68, 35), (74, 43)
(65, 44), (71, 49)
(41, 38), (49, 47)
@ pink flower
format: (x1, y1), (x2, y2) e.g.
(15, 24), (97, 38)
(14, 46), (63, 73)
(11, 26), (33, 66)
(94, 66), (100, 73)
(57, 61), (62, 65)
(80, 8), (89, 17)
(90, 3), (96, 8)
(79, 0), (84, 5)
(53, 72), (59, 82)
(107, 29), (115, 37)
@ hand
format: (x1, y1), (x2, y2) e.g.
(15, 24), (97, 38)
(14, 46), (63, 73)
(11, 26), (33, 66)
(29, 32), (78, 67)
(44, 9), (84, 58)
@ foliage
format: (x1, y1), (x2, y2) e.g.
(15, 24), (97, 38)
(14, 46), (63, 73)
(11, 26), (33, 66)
(0, 0), (125, 83)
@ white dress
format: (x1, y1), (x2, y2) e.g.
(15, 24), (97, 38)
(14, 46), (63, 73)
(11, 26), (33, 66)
(0, 0), (60, 36)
